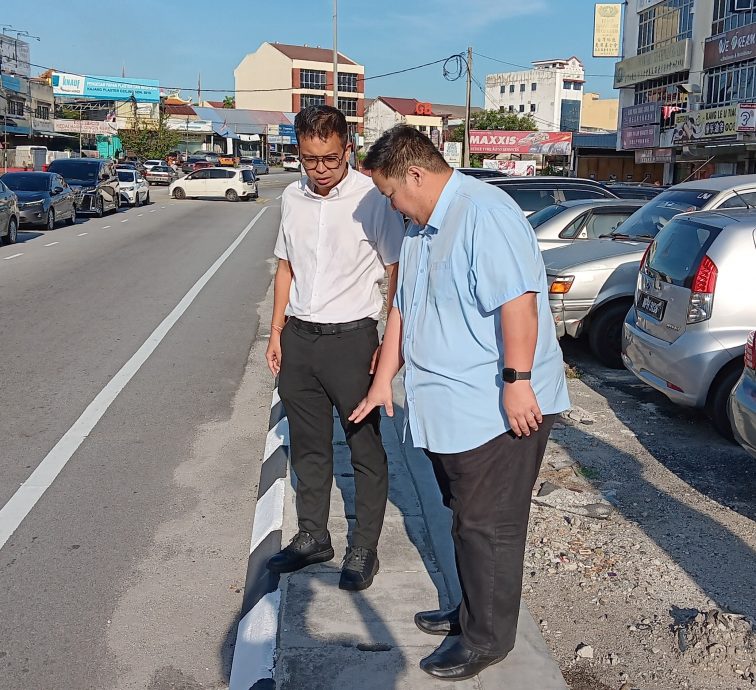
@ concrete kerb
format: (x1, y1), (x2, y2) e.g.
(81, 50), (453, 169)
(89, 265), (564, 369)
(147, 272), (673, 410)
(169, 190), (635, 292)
(229, 387), (288, 690)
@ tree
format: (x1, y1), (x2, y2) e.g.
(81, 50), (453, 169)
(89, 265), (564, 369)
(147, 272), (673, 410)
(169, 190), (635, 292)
(119, 110), (181, 160)
(449, 110), (538, 167)
(222, 96), (235, 109)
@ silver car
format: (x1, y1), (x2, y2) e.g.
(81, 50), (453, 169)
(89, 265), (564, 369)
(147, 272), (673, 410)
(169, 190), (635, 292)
(545, 174), (756, 368)
(623, 210), (756, 438)
(529, 199), (645, 250)
(729, 331), (756, 458)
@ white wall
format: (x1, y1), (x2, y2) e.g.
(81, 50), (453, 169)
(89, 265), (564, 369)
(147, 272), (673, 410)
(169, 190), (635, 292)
(234, 43), (293, 111)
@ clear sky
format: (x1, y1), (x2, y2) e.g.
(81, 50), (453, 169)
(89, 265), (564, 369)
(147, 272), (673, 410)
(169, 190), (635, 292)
(3, 0), (620, 107)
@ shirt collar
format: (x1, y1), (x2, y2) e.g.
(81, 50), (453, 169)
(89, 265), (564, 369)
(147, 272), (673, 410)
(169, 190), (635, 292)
(423, 170), (462, 235)
(302, 165), (355, 200)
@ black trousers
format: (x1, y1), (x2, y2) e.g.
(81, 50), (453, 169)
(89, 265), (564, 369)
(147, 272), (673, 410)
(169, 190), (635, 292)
(278, 319), (388, 551)
(425, 416), (555, 656)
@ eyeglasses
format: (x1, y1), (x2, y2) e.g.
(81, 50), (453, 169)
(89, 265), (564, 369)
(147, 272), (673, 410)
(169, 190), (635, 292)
(299, 151), (346, 170)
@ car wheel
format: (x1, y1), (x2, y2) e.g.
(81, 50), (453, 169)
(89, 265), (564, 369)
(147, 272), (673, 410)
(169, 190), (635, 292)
(94, 197), (104, 218)
(2, 216), (18, 245)
(66, 206), (76, 226)
(46, 209), (55, 231)
(173, 187), (186, 200)
(706, 363), (743, 440)
(134, 192), (141, 207)
(587, 301), (632, 369)
(145, 191), (151, 204)
(225, 189), (239, 202)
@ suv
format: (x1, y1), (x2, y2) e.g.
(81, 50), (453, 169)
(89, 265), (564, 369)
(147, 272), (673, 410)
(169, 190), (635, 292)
(168, 167), (258, 201)
(484, 177), (618, 216)
(545, 174), (756, 368)
(622, 209), (756, 438)
(282, 155), (300, 172)
(47, 158), (120, 217)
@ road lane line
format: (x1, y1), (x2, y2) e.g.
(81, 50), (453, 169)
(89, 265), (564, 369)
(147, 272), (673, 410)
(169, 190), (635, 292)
(44, 242), (59, 247)
(137, 213), (143, 217)
(3, 253), (23, 260)
(0, 207), (268, 550)
(148, 210), (156, 213)
(276, 195), (282, 200)
(77, 232), (88, 236)
(102, 225), (111, 229)
(121, 219), (129, 223)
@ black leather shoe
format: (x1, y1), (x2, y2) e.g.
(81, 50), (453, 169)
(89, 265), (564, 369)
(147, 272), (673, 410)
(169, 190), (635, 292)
(267, 531), (334, 574)
(415, 606), (461, 636)
(338, 546), (379, 591)
(419, 638), (507, 680)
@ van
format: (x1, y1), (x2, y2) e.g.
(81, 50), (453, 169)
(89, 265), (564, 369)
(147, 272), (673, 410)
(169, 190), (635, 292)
(13, 145), (48, 171)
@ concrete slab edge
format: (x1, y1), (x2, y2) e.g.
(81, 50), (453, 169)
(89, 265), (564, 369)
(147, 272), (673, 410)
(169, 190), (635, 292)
(229, 388), (289, 690)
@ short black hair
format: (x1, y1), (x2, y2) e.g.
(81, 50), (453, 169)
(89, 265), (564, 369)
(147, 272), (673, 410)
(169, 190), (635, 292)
(294, 105), (348, 147)
(363, 125), (449, 178)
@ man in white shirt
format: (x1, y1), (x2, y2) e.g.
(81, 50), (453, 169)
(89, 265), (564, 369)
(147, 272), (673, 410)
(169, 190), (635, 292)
(265, 106), (405, 591)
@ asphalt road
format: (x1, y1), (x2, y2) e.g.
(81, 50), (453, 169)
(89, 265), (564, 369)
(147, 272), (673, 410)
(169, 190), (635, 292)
(0, 172), (298, 689)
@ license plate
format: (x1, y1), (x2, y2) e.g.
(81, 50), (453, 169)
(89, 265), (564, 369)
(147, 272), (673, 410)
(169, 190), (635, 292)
(637, 291), (666, 320)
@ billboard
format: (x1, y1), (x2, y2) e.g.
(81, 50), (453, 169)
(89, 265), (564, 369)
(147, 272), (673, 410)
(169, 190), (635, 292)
(620, 125), (660, 149)
(703, 22), (756, 70)
(620, 102), (661, 128)
(0, 36), (30, 78)
(672, 106), (737, 144)
(469, 131), (572, 155)
(593, 4), (622, 58)
(614, 40), (691, 88)
(52, 72), (160, 102)
(53, 119), (118, 135)
(482, 159), (536, 176)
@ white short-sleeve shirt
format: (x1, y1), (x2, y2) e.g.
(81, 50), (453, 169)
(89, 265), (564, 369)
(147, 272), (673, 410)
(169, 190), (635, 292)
(274, 167), (405, 323)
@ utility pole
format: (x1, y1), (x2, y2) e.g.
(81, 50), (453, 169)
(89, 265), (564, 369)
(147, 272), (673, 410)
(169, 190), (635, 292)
(332, 0), (338, 109)
(463, 46), (472, 168)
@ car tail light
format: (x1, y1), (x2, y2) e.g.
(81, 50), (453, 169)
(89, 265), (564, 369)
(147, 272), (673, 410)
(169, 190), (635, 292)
(639, 241), (653, 272)
(549, 276), (575, 294)
(686, 255), (717, 324)
(745, 331), (756, 371)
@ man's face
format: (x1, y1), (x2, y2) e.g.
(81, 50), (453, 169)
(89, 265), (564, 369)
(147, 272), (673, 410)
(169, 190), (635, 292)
(371, 170), (425, 226)
(297, 133), (350, 193)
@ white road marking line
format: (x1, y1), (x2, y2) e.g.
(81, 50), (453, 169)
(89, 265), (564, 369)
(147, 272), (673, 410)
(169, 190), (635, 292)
(102, 225), (111, 229)
(44, 242), (59, 247)
(148, 210), (156, 213)
(160, 205), (166, 208)
(0, 207), (269, 551)
(3, 253), (23, 260)
(121, 219), (129, 223)
(276, 194), (282, 200)
(137, 213), (143, 217)
(77, 232), (88, 236)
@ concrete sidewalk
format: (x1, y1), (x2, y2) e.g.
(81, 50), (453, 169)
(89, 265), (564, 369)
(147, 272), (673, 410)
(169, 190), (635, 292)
(273, 401), (568, 689)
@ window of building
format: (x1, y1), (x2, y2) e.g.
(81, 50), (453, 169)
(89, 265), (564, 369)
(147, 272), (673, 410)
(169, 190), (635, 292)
(530, 103), (537, 112)
(300, 94), (326, 109)
(337, 97), (357, 117)
(300, 69), (327, 90)
(500, 85), (507, 94)
(573, 82), (582, 91)
(8, 100), (24, 116)
(519, 104), (525, 112)
(509, 84), (515, 93)
(520, 83), (526, 92)
(705, 59), (756, 107)
(531, 82), (537, 91)
(509, 105), (515, 112)
(563, 81), (572, 90)
(637, 0), (694, 54)
(35, 103), (51, 119)
(338, 73), (357, 93)
(712, 0), (756, 35)
(633, 71), (689, 105)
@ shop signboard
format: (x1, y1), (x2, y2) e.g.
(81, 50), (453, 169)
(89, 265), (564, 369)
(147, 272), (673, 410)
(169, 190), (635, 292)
(53, 119), (118, 135)
(634, 148), (673, 164)
(482, 159), (536, 176)
(51, 72), (160, 102)
(443, 141), (462, 167)
(614, 40), (691, 88)
(621, 102), (661, 128)
(704, 22), (756, 69)
(593, 4), (622, 58)
(620, 125), (660, 150)
(469, 130), (572, 155)
(672, 106), (737, 143)
(737, 103), (756, 132)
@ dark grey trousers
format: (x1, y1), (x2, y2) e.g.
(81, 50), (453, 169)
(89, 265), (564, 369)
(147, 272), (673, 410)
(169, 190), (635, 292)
(278, 319), (388, 551)
(425, 416), (555, 656)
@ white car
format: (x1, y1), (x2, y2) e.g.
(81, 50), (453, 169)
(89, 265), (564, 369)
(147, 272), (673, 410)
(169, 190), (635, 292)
(169, 167), (259, 202)
(117, 169), (150, 206)
(282, 155), (300, 172)
(143, 159), (164, 171)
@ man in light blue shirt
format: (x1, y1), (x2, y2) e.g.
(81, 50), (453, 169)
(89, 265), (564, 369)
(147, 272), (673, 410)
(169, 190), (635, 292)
(351, 126), (569, 681)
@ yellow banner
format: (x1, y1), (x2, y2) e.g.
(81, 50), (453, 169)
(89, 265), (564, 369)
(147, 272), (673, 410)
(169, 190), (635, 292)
(594, 4), (622, 58)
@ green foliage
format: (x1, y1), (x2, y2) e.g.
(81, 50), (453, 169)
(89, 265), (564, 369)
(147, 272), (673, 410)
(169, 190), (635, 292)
(449, 110), (538, 167)
(119, 111), (181, 160)
(222, 96), (235, 108)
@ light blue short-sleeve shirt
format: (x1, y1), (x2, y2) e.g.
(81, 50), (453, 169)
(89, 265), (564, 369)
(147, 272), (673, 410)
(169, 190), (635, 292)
(395, 170), (570, 454)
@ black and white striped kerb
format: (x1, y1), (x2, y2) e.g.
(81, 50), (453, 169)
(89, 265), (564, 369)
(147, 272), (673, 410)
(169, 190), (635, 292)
(229, 387), (289, 690)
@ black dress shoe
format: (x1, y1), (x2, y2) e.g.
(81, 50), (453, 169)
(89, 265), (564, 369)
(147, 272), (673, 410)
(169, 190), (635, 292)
(415, 606), (461, 636)
(419, 638), (507, 681)
(338, 546), (379, 591)
(267, 531), (334, 574)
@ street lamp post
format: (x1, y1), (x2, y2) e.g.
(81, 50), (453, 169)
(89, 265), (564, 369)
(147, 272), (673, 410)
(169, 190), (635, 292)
(332, 0), (338, 109)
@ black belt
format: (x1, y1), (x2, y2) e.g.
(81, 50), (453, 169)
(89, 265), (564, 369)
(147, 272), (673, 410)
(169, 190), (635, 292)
(289, 316), (376, 335)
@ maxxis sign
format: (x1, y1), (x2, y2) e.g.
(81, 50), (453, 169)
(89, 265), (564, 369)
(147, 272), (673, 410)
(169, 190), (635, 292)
(468, 131), (572, 155)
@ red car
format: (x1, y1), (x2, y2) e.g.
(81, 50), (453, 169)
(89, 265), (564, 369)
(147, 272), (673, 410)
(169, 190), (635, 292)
(192, 160), (213, 171)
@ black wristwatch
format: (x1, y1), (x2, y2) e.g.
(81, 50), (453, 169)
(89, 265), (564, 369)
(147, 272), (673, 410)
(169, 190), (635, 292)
(502, 368), (532, 384)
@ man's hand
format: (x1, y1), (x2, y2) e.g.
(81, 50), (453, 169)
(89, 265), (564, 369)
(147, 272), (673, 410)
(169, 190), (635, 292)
(369, 344), (382, 374)
(349, 379), (393, 423)
(266, 331), (282, 376)
(503, 381), (542, 437)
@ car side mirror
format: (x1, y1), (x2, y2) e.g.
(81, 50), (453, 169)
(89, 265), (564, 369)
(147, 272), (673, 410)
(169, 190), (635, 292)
(53, 186), (64, 195)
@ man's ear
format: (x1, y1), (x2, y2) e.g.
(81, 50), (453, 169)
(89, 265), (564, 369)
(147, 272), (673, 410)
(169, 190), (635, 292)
(407, 165), (424, 187)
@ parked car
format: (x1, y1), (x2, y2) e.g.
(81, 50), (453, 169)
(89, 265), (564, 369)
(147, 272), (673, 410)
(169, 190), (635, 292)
(282, 154), (300, 172)
(484, 176), (618, 216)
(47, 158), (120, 217)
(622, 209), (756, 438)
(117, 160), (147, 176)
(0, 178), (20, 245)
(240, 157), (269, 175)
(190, 151), (221, 165)
(117, 169), (150, 206)
(169, 167), (258, 201)
(218, 153), (240, 167)
(545, 175), (756, 368)
(604, 183), (666, 200)
(145, 165), (178, 186)
(528, 198), (645, 250)
(1, 171), (77, 229)
(729, 330), (756, 457)
(458, 168), (508, 179)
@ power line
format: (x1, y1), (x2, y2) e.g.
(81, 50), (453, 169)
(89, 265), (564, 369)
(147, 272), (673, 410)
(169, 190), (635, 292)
(473, 51), (616, 79)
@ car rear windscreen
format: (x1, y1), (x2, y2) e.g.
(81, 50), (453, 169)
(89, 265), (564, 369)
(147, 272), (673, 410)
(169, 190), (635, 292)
(646, 218), (720, 287)
(617, 189), (715, 239)
(241, 170), (255, 183)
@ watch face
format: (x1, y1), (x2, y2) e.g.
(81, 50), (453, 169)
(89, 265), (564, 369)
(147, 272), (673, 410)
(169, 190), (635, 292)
(502, 368), (517, 383)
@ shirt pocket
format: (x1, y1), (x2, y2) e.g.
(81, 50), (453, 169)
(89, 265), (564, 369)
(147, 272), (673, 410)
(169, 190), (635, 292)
(428, 260), (456, 301)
